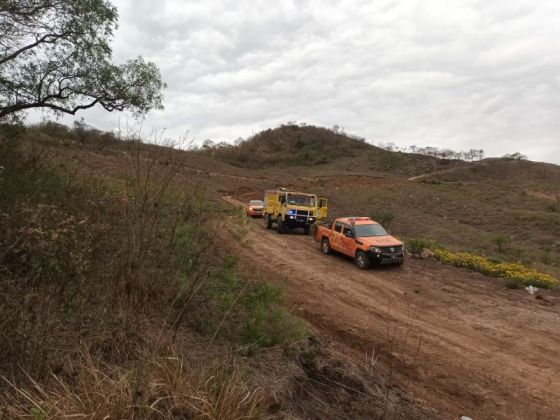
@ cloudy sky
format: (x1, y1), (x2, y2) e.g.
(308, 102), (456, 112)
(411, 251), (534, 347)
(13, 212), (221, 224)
(33, 0), (560, 163)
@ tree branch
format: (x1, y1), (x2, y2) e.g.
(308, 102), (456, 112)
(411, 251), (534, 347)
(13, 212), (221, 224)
(0, 31), (69, 66)
(0, 97), (100, 118)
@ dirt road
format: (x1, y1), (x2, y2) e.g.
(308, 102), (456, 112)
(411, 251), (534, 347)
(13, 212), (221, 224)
(227, 198), (560, 419)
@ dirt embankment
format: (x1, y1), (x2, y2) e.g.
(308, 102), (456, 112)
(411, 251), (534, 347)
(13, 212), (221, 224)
(227, 197), (560, 419)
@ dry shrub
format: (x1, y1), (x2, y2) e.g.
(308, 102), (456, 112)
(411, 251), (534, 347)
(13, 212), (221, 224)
(0, 128), (210, 379)
(2, 346), (262, 419)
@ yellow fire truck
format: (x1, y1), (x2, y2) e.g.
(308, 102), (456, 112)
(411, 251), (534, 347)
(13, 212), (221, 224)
(263, 188), (328, 235)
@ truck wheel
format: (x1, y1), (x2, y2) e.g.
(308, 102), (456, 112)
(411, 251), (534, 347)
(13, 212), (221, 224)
(355, 251), (371, 270)
(277, 216), (285, 234)
(303, 225), (310, 235)
(321, 238), (332, 254)
(264, 214), (272, 229)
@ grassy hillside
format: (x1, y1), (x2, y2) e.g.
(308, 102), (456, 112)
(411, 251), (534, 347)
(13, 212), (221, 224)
(220, 126), (560, 280)
(205, 124), (462, 175)
(3, 120), (558, 417)
(0, 123), (432, 419)
(290, 158), (559, 280)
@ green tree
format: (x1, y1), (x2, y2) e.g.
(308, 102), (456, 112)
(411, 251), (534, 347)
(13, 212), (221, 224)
(372, 209), (395, 230)
(0, 0), (165, 121)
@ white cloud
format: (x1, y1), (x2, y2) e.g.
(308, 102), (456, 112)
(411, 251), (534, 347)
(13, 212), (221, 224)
(29, 0), (560, 163)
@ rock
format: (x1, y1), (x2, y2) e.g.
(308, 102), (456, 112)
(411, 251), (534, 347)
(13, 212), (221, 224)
(419, 248), (435, 259)
(525, 285), (538, 295)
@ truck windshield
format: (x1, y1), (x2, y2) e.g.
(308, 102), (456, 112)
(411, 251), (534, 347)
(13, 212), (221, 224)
(354, 224), (388, 237)
(250, 200), (263, 206)
(286, 194), (315, 206)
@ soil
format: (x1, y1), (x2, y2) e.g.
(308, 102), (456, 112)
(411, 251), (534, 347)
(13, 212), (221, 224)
(227, 197), (560, 419)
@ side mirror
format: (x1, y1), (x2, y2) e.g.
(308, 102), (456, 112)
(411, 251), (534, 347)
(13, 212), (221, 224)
(344, 231), (354, 238)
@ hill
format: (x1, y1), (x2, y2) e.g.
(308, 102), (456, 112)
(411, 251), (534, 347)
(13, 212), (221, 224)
(204, 124), (462, 175)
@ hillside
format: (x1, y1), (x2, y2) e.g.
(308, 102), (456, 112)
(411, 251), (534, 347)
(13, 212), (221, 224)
(204, 125), (559, 278)
(204, 124), (462, 176)
(2, 122), (560, 419)
(0, 123), (435, 419)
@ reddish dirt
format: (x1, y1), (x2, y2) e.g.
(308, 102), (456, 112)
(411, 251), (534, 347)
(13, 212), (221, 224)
(226, 198), (560, 419)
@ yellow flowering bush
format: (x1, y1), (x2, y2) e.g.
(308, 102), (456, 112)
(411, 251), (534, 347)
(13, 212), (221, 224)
(433, 248), (559, 289)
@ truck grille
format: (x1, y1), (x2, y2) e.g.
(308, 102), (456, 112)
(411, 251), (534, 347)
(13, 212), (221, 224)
(380, 246), (403, 253)
(296, 210), (310, 216)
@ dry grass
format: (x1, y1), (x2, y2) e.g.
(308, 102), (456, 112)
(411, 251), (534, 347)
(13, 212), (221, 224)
(2, 345), (262, 419)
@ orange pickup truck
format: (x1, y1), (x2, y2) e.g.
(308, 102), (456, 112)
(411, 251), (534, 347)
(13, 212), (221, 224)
(315, 217), (405, 269)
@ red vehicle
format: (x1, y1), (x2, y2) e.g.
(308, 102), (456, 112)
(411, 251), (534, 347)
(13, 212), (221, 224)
(246, 200), (264, 217)
(315, 217), (405, 269)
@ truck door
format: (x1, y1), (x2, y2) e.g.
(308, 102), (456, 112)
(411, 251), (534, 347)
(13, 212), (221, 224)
(340, 224), (356, 257)
(275, 193), (284, 219)
(331, 221), (344, 251)
(280, 193), (289, 220)
(318, 197), (328, 220)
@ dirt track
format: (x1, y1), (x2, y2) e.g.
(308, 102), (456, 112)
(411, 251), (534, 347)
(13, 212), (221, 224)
(226, 198), (560, 419)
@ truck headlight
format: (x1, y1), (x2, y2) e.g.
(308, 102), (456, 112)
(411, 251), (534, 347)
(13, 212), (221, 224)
(370, 246), (381, 253)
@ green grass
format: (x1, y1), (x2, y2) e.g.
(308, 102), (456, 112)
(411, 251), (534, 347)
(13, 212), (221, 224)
(189, 252), (308, 348)
(243, 282), (307, 348)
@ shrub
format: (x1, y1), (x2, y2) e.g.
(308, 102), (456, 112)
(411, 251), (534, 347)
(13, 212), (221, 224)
(490, 234), (510, 253)
(243, 282), (307, 347)
(405, 235), (559, 288)
(434, 249), (558, 289)
(540, 248), (553, 265)
(371, 210), (395, 230)
(0, 133), (210, 380)
(406, 238), (437, 255)
(190, 253), (308, 348)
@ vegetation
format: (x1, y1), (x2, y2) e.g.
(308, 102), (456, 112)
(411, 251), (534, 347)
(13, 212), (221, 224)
(434, 248), (559, 289)
(2, 346), (262, 419)
(190, 253), (307, 347)
(0, 0), (165, 120)
(200, 123), (457, 175)
(406, 235), (558, 288)
(2, 116), (559, 417)
(490, 234), (511, 253)
(376, 142), (485, 162)
(405, 238), (437, 255)
(371, 210), (395, 230)
(203, 123), (371, 167)
(540, 248), (554, 265)
(0, 124), (308, 417)
(502, 152), (528, 160)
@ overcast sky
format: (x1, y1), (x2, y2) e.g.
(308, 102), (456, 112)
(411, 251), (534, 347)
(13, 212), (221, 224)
(31, 0), (560, 163)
